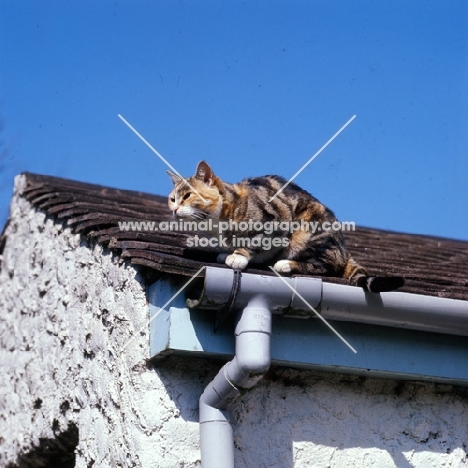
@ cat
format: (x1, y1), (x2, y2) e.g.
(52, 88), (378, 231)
(167, 161), (404, 293)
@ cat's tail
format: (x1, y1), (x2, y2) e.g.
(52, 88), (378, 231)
(344, 257), (405, 293)
(354, 275), (405, 293)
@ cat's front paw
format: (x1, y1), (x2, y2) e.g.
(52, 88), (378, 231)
(273, 260), (293, 274)
(225, 253), (249, 270)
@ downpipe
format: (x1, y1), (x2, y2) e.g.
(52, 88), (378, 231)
(199, 294), (272, 468)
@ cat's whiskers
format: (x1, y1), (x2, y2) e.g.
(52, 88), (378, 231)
(176, 210), (207, 221)
(190, 210), (207, 220)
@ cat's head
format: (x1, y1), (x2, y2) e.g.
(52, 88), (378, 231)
(167, 161), (223, 219)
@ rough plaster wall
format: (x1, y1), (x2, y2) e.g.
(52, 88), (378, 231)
(0, 176), (202, 468)
(234, 369), (468, 468)
(0, 175), (467, 468)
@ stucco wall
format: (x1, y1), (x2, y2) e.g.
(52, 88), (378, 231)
(0, 176), (202, 468)
(0, 175), (467, 468)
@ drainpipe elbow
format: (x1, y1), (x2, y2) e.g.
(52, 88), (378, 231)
(226, 335), (271, 389)
(199, 365), (242, 423)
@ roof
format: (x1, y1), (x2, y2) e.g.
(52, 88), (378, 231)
(13, 172), (468, 301)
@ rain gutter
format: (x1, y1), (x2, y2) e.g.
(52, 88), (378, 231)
(189, 267), (468, 337)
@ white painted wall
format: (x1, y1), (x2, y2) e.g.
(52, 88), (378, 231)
(0, 175), (467, 468)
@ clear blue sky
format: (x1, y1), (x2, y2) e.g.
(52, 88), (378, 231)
(1, 0), (467, 240)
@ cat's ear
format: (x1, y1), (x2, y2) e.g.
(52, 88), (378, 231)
(166, 170), (182, 185)
(195, 161), (214, 186)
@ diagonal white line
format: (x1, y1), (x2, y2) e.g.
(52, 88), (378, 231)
(118, 114), (208, 203)
(268, 115), (357, 202)
(122, 266), (206, 351)
(269, 267), (357, 353)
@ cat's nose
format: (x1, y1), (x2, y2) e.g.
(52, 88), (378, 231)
(173, 206), (179, 213)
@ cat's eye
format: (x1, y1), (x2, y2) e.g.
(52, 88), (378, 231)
(182, 192), (191, 201)
(170, 197), (175, 202)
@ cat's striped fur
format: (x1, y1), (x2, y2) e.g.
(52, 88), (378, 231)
(167, 161), (404, 293)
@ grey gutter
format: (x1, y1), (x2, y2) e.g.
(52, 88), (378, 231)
(189, 267), (468, 337)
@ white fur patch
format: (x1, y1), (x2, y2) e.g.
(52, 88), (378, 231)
(273, 260), (293, 274)
(225, 253), (249, 270)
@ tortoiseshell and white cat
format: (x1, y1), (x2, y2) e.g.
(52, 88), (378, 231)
(167, 161), (404, 293)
